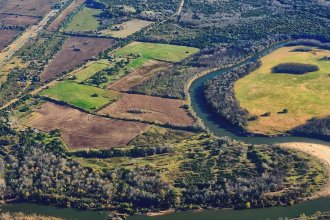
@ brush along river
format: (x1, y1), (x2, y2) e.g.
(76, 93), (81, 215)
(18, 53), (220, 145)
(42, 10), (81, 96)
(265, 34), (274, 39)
(1, 41), (330, 219)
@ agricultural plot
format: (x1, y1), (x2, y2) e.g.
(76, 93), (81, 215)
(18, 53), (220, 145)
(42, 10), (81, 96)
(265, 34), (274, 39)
(114, 42), (200, 63)
(64, 7), (101, 32)
(101, 19), (153, 38)
(0, 30), (22, 51)
(234, 46), (330, 135)
(27, 102), (149, 149)
(97, 93), (195, 127)
(40, 36), (115, 82)
(48, 0), (85, 31)
(40, 81), (121, 112)
(0, 14), (39, 26)
(72, 60), (110, 83)
(109, 60), (172, 92)
(0, 0), (60, 17)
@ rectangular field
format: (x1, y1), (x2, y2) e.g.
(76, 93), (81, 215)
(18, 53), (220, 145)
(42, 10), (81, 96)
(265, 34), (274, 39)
(0, 14), (39, 26)
(27, 102), (149, 149)
(101, 19), (153, 38)
(109, 60), (172, 92)
(0, 30), (22, 51)
(73, 60), (110, 83)
(48, 0), (85, 31)
(97, 93), (195, 127)
(0, 0), (60, 17)
(40, 81), (121, 111)
(114, 41), (199, 62)
(64, 7), (100, 32)
(40, 36), (115, 82)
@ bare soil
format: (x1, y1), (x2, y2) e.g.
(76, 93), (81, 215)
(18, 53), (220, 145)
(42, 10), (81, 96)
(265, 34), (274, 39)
(28, 102), (149, 149)
(0, 14), (39, 26)
(0, 30), (22, 51)
(109, 60), (172, 92)
(98, 93), (195, 127)
(40, 36), (115, 82)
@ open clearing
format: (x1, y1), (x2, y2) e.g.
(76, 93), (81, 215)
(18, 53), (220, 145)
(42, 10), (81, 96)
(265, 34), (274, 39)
(0, 30), (22, 51)
(114, 41), (199, 62)
(97, 93), (195, 126)
(48, 0), (85, 31)
(109, 60), (172, 92)
(0, 57), (26, 83)
(280, 142), (330, 198)
(40, 81), (121, 112)
(101, 19), (153, 38)
(64, 7), (100, 32)
(40, 36), (115, 82)
(235, 46), (330, 135)
(0, 0), (60, 17)
(27, 102), (149, 149)
(0, 14), (39, 26)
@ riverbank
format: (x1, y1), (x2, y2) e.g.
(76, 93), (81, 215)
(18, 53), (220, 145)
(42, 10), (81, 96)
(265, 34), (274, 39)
(280, 142), (330, 199)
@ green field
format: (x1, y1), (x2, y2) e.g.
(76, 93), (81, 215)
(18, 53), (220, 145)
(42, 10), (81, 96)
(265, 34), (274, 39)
(65, 7), (100, 32)
(234, 46), (330, 135)
(73, 61), (110, 83)
(40, 81), (120, 111)
(114, 42), (200, 62)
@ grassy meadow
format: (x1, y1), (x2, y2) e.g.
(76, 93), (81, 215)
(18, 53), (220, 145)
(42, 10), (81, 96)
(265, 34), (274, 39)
(101, 19), (153, 38)
(40, 81), (120, 111)
(114, 41), (199, 62)
(65, 7), (100, 32)
(73, 60), (110, 83)
(234, 46), (330, 135)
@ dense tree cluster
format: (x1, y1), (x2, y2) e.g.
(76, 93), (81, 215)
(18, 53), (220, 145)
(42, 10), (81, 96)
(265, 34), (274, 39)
(272, 63), (319, 74)
(204, 62), (261, 130)
(291, 116), (330, 141)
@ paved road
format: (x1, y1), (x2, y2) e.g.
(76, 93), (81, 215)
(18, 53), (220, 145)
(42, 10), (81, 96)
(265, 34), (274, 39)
(0, 9), (58, 68)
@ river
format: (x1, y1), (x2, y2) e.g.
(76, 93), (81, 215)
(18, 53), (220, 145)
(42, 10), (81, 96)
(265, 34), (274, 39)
(1, 41), (330, 219)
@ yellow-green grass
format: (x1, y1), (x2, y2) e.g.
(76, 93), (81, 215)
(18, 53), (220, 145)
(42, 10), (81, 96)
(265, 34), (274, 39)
(73, 60), (110, 83)
(65, 7), (100, 32)
(234, 46), (330, 135)
(40, 81), (120, 111)
(100, 19), (153, 38)
(114, 41), (200, 63)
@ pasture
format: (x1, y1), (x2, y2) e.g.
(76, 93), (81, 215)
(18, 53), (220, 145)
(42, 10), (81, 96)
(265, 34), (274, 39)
(27, 102), (149, 149)
(40, 81), (121, 111)
(40, 36), (115, 82)
(234, 46), (330, 135)
(101, 19), (153, 38)
(73, 60), (110, 83)
(65, 7), (100, 32)
(97, 93), (195, 127)
(114, 41), (200, 62)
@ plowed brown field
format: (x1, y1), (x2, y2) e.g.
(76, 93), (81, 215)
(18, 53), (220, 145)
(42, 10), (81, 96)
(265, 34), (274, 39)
(0, 30), (22, 51)
(109, 60), (172, 92)
(0, 14), (39, 26)
(98, 93), (195, 127)
(28, 102), (149, 149)
(40, 36), (115, 82)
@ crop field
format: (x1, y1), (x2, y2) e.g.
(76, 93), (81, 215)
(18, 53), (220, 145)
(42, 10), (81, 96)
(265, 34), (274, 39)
(0, 14), (39, 26)
(97, 93), (195, 126)
(64, 7), (101, 32)
(72, 60), (110, 83)
(114, 41), (200, 63)
(0, 0), (60, 17)
(40, 81), (121, 111)
(48, 0), (85, 31)
(235, 46), (330, 135)
(109, 60), (172, 92)
(40, 36), (115, 82)
(0, 30), (22, 51)
(101, 19), (153, 38)
(27, 102), (149, 149)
